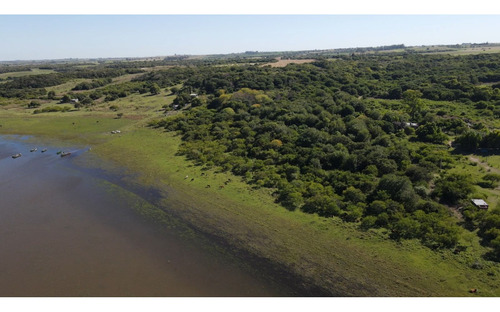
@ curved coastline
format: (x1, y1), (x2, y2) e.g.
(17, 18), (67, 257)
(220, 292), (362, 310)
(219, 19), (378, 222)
(1, 116), (500, 296)
(0, 134), (300, 296)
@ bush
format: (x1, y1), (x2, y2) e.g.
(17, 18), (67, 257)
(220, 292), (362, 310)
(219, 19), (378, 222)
(360, 215), (377, 230)
(301, 195), (341, 217)
(416, 123), (449, 144)
(433, 173), (474, 205)
(33, 105), (71, 114)
(27, 101), (41, 108)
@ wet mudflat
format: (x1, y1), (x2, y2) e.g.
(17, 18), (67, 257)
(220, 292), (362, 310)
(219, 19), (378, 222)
(0, 136), (290, 296)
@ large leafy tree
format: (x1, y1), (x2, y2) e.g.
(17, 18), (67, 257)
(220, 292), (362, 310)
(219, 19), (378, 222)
(402, 89), (424, 121)
(433, 173), (474, 205)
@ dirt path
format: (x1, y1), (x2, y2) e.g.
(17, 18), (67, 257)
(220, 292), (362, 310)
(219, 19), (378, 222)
(469, 156), (500, 191)
(469, 156), (500, 174)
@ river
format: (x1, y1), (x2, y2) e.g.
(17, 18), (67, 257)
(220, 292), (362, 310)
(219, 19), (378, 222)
(0, 135), (294, 296)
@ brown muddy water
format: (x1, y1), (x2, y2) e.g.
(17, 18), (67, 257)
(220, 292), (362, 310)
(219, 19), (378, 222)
(0, 135), (296, 297)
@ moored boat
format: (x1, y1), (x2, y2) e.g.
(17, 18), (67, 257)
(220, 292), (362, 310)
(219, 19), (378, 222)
(60, 152), (71, 157)
(41, 149), (47, 153)
(11, 153), (22, 159)
(30, 148), (37, 152)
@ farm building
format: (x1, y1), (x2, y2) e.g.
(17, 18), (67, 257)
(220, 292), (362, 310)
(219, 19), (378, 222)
(393, 122), (419, 129)
(471, 199), (489, 210)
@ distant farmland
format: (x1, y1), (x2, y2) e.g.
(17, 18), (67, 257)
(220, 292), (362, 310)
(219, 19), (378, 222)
(262, 57), (315, 67)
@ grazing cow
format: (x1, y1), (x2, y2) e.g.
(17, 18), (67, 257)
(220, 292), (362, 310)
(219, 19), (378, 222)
(190, 178), (194, 182)
(206, 185), (211, 188)
(201, 173), (205, 176)
(219, 185), (224, 189)
(469, 288), (477, 293)
(184, 175), (189, 179)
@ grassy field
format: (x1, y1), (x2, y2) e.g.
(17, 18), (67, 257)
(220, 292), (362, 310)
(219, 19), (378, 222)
(44, 78), (90, 96)
(0, 68), (56, 80)
(1, 79), (500, 296)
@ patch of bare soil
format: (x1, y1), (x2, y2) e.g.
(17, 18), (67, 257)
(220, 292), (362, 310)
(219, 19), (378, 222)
(262, 57), (316, 68)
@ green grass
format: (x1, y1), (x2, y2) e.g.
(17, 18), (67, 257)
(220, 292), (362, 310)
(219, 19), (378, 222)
(45, 78), (90, 96)
(4, 111), (497, 295)
(85, 128), (500, 296)
(2, 80), (500, 296)
(0, 68), (56, 79)
(448, 154), (500, 209)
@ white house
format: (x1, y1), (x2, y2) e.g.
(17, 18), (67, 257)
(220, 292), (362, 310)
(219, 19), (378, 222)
(471, 199), (489, 210)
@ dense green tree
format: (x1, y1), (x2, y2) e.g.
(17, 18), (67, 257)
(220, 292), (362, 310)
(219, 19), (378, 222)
(454, 131), (483, 151)
(403, 90), (424, 121)
(302, 195), (341, 217)
(415, 123), (448, 144)
(150, 83), (161, 95)
(433, 173), (474, 205)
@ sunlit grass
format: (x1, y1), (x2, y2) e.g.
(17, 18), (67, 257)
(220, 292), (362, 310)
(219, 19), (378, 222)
(0, 68), (56, 79)
(2, 74), (500, 296)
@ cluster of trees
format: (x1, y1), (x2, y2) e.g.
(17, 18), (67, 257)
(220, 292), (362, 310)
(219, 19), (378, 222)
(5, 49), (500, 258)
(0, 73), (65, 98)
(0, 64), (144, 99)
(454, 130), (500, 151)
(0, 65), (32, 74)
(56, 80), (155, 108)
(150, 86), (465, 249)
(144, 52), (500, 255)
(134, 53), (500, 113)
(72, 78), (112, 90)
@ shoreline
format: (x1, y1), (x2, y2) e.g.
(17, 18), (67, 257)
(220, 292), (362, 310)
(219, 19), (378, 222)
(1, 133), (326, 296)
(1, 114), (499, 296)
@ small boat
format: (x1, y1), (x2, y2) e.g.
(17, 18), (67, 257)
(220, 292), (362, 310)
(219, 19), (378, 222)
(11, 153), (22, 159)
(30, 148), (37, 152)
(60, 152), (71, 157)
(41, 149), (47, 153)
(56, 151), (62, 155)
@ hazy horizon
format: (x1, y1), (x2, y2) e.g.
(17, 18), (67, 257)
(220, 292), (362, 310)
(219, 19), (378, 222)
(2, 15), (500, 62)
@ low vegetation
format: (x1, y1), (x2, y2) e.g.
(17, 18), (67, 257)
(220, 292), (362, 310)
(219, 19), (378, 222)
(2, 44), (500, 295)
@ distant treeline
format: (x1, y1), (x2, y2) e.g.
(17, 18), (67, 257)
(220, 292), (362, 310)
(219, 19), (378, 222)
(0, 66), (144, 99)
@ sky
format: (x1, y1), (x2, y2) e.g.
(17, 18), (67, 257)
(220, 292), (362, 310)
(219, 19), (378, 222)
(2, 1), (500, 61)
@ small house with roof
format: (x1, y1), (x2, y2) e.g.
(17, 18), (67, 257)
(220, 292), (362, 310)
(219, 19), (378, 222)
(471, 199), (489, 210)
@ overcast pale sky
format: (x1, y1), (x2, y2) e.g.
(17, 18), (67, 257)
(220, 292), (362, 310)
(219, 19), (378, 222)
(2, 12), (500, 61)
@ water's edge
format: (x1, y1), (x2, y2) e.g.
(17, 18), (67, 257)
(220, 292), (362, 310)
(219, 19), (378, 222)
(71, 139), (335, 296)
(1, 135), (333, 296)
